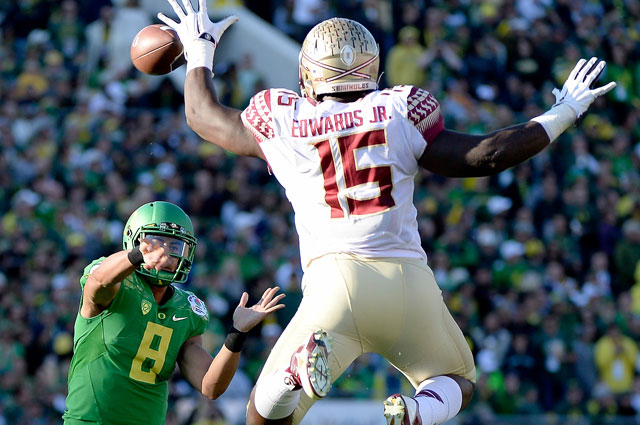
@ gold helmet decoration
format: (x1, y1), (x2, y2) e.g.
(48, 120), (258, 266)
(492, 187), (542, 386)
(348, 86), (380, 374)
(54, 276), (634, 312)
(299, 18), (380, 99)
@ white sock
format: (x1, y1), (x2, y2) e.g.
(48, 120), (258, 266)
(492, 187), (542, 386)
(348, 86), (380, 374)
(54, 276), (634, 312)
(253, 369), (301, 420)
(414, 376), (463, 425)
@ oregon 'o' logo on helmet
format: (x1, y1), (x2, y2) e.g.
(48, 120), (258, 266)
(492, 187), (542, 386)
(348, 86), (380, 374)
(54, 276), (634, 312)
(299, 18), (379, 99)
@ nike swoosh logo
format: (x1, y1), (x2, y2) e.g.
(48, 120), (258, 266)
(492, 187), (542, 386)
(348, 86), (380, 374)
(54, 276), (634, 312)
(172, 315), (187, 321)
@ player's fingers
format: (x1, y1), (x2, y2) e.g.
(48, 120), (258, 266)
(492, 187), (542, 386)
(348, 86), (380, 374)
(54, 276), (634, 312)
(195, 0), (206, 32)
(261, 287), (278, 304)
(180, 0), (194, 15)
(239, 292), (249, 308)
(263, 286), (280, 302)
(259, 287), (272, 303)
(262, 291), (280, 306)
(217, 16), (238, 34)
(577, 57), (597, 82)
(592, 81), (617, 97)
(153, 257), (164, 267)
(147, 241), (162, 254)
(264, 293), (286, 308)
(156, 245), (171, 258)
(264, 304), (286, 313)
(167, 0), (186, 20)
(568, 58), (586, 81)
(143, 236), (158, 246)
(198, 0), (207, 14)
(138, 239), (149, 252)
(551, 87), (566, 102)
(584, 60), (605, 86)
(155, 254), (169, 269)
(157, 13), (178, 28)
(142, 246), (155, 259)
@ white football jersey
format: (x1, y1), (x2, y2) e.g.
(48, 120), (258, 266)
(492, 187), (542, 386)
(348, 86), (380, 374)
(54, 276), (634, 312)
(241, 85), (444, 269)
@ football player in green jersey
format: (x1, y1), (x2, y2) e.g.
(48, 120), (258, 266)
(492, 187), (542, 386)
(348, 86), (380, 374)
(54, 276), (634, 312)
(63, 201), (285, 425)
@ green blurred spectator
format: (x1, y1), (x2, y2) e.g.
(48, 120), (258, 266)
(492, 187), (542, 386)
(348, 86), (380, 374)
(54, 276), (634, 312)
(614, 220), (640, 290)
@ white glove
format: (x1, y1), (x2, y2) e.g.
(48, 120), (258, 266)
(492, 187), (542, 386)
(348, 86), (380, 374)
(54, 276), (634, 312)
(158, 0), (237, 74)
(552, 57), (616, 119)
(531, 57), (616, 143)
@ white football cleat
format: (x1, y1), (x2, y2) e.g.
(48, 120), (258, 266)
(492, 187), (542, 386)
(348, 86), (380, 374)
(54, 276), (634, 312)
(287, 329), (332, 399)
(384, 394), (422, 425)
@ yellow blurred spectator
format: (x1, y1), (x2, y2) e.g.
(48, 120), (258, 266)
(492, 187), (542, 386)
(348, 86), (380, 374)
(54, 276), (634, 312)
(385, 26), (426, 87)
(16, 59), (49, 101)
(594, 324), (638, 393)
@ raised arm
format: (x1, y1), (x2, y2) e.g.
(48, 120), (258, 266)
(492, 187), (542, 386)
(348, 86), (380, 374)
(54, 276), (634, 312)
(184, 68), (262, 158)
(420, 57), (616, 178)
(178, 287), (285, 399)
(158, 0), (262, 158)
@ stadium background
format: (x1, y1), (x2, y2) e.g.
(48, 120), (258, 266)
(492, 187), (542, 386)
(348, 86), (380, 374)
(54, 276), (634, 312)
(1, 0), (640, 424)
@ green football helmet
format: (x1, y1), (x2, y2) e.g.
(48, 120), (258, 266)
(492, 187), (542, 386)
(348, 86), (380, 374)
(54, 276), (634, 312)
(122, 201), (197, 286)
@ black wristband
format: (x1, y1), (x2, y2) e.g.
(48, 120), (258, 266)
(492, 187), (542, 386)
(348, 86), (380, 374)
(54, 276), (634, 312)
(224, 326), (247, 353)
(127, 246), (144, 266)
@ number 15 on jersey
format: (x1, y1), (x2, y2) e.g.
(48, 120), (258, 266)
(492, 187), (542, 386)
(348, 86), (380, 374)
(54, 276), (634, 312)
(314, 129), (395, 219)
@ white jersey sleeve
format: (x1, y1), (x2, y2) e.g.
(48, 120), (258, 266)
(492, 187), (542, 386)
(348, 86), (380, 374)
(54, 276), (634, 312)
(241, 86), (444, 269)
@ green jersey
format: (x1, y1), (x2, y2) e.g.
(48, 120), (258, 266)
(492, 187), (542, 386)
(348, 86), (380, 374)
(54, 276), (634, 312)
(63, 258), (209, 425)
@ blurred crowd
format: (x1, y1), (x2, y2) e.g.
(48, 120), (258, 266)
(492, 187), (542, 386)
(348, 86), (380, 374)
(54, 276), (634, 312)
(1, 0), (640, 424)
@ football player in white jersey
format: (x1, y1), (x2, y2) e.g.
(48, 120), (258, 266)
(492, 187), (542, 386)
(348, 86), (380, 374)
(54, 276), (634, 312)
(159, 1), (616, 424)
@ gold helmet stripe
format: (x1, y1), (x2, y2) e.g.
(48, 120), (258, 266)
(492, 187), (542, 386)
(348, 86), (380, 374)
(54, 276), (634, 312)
(325, 52), (380, 82)
(302, 51), (373, 80)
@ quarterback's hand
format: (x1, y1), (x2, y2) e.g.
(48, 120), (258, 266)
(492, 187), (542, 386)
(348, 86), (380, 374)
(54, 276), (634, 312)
(552, 57), (617, 119)
(158, 0), (237, 53)
(232, 286), (285, 333)
(138, 237), (178, 272)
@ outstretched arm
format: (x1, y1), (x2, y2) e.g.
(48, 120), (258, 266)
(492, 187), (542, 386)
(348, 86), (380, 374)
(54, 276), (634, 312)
(82, 238), (179, 317)
(420, 122), (548, 177)
(158, 0), (262, 158)
(420, 57), (616, 178)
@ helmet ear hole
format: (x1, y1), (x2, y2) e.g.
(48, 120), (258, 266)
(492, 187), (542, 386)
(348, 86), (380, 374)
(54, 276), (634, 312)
(304, 79), (314, 98)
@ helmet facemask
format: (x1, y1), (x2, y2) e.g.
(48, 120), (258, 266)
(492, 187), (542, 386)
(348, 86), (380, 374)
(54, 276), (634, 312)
(299, 18), (380, 100)
(122, 202), (197, 286)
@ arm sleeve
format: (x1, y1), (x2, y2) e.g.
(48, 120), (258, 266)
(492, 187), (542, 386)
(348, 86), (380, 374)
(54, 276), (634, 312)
(406, 86), (445, 154)
(240, 89), (275, 143)
(79, 257), (107, 290)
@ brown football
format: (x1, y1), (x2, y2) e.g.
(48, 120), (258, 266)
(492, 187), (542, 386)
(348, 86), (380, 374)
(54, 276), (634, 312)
(130, 24), (186, 75)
